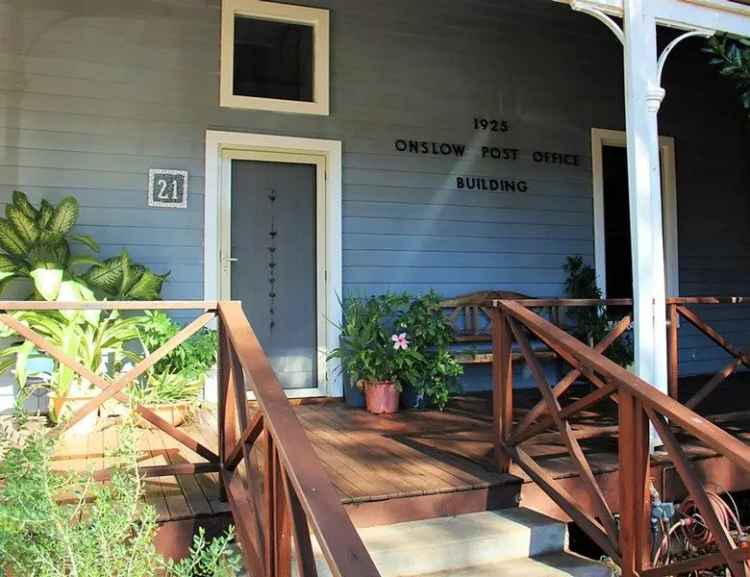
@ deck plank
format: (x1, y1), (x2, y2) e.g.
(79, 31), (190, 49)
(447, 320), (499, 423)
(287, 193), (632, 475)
(136, 426), (172, 523)
(307, 405), (502, 494)
(190, 425), (231, 515)
(144, 427), (193, 521)
(294, 407), (382, 499)
(154, 423), (214, 518)
(297, 402), (508, 501)
(308, 406), (447, 498)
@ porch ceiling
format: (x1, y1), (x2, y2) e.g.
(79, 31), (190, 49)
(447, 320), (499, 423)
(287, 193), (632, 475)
(554, 0), (750, 36)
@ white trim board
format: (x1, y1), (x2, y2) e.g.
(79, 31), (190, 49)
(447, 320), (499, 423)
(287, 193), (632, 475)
(591, 128), (680, 298)
(220, 0), (330, 115)
(204, 130), (343, 398)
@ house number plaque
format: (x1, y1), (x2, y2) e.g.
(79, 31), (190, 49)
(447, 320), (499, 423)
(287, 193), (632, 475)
(148, 169), (188, 208)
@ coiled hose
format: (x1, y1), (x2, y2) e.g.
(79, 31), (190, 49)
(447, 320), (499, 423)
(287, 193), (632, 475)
(653, 485), (744, 568)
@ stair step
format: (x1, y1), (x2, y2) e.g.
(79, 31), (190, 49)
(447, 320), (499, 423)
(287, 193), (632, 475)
(308, 508), (571, 577)
(414, 552), (613, 577)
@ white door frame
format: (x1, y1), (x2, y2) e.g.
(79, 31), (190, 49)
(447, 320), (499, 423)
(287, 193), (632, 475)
(591, 128), (679, 298)
(204, 130), (343, 398)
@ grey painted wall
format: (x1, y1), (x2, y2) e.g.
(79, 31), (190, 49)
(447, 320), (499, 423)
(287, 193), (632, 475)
(0, 0), (747, 404)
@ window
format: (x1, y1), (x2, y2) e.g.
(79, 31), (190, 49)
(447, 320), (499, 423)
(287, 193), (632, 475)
(221, 0), (330, 115)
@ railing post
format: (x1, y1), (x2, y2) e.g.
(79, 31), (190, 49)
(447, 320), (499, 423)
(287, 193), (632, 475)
(271, 442), (292, 577)
(491, 306), (513, 474)
(667, 303), (679, 400)
(618, 391), (651, 576)
(218, 316), (229, 502)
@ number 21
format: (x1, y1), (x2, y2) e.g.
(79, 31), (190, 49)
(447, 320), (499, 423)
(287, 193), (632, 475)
(157, 179), (179, 201)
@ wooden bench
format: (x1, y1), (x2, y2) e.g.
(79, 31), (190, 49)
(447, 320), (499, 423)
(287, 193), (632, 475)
(440, 291), (560, 365)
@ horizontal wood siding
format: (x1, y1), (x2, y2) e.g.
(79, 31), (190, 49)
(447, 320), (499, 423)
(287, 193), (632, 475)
(660, 39), (750, 377)
(0, 0), (746, 404)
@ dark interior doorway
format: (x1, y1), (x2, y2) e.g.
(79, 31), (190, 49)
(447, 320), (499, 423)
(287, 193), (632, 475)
(601, 146), (633, 300)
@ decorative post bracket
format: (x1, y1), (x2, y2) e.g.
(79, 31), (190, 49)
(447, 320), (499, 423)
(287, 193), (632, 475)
(570, 0), (625, 43)
(569, 0), (715, 112)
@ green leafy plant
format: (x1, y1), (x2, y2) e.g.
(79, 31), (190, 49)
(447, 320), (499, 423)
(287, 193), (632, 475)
(329, 293), (411, 391)
(0, 308), (143, 421)
(82, 250), (169, 301)
(0, 191), (96, 291)
(0, 191), (168, 300)
(394, 292), (463, 410)
(0, 426), (242, 577)
(0, 192), (172, 419)
(133, 311), (218, 406)
(329, 292), (462, 410)
(705, 34), (750, 116)
(563, 256), (633, 368)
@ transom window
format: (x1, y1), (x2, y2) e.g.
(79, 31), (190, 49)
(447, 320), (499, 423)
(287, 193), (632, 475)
(221, 0), (330, 115)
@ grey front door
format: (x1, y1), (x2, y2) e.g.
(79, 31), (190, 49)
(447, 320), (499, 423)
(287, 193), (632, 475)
(230, 159), (319, 391)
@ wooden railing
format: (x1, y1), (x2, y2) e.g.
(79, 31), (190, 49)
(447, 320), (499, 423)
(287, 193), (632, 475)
(666, 297), (750, 409)
(490, 298), (750, 577)
(0, 301), (379, 577)
(218, 301), (379, 577)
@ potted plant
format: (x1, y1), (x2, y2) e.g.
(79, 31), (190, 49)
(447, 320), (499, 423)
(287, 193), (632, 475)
(329, 294), (412, 414)
(330, 293), (462, 414)
(0, 192), (169, 433)
(0, 304), (143, 434)
(132, 311), (218, 427)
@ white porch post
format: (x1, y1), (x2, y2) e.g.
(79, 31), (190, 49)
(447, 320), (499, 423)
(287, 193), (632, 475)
(623, 0), (669, 403)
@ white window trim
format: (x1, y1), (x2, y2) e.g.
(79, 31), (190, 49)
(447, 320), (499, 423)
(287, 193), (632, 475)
(204, 130), (343, 398)
(220, 0), (330, 115)
(591, 128), (680, 298)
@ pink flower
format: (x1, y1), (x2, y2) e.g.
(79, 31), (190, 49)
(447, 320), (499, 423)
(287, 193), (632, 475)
(392, 333), (409, 350)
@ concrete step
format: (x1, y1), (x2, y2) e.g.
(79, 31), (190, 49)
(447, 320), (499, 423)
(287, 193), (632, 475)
(307, 508), (573, 577)
(414, 552), (613, 577)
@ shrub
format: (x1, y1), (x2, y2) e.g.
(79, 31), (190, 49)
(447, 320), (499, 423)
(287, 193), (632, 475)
(0, 425), (242, 577)
(133, 311), (218, 406)
(394, 292), (463, 410)
(705, 35), (750, 117)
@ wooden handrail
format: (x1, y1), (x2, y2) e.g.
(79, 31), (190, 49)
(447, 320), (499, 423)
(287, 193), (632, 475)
(218, 301), (380, 577)
(489, 296), (750, 308)
(492, 298), (750, 577)
(496, 298), (634, 308)
(0, 301), (217, 310)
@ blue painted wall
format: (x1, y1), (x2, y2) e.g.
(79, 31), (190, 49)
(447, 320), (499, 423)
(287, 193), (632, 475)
(0, 0), (747, 407)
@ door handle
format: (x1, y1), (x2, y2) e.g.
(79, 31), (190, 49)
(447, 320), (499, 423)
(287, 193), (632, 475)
(227, 257), (239, 262)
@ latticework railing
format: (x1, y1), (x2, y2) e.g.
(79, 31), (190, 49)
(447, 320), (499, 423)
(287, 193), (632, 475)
(0, 301), (379, 577)
(666, 297), (750, 410)
(491, 298), (750, 577)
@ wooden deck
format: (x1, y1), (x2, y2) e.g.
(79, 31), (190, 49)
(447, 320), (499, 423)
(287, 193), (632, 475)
(51, 417), (230, 558)
(298, 378), (750, 527)
(52, 377), (750, 544)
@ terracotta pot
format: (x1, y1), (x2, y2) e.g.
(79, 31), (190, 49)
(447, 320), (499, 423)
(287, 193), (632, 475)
(137, 401), (193, 429)
(49, 395), (98, 436)
(364, 381), (400, 415)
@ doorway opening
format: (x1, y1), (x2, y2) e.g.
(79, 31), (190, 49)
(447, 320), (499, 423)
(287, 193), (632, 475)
(591, 128), (679, 299)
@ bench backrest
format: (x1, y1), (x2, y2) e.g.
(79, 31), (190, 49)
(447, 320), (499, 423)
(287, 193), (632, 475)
(439, 291), (531, 343)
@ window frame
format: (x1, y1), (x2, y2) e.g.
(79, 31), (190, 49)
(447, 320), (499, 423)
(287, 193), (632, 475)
(220, 0), (330, 115)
